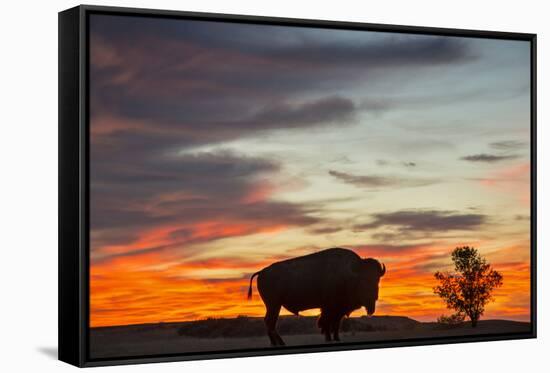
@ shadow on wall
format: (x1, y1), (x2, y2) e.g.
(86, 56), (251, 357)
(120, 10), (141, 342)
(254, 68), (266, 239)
(37, 346), (58, 360)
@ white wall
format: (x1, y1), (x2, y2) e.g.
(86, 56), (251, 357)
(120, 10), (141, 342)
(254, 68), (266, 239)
(0, 0), (546, 371)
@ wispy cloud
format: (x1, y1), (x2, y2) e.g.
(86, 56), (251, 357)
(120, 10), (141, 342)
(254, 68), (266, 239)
(490, 140), (528, 151)
(375, 159), (417, 168)
(307, 226), (344, 235)
(328, 170), (437, 188)
(355, 209), (487, 233)
(460, 153), (519, 163)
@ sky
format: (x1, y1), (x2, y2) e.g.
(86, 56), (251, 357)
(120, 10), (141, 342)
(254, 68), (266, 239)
(89, 14), (532, 327)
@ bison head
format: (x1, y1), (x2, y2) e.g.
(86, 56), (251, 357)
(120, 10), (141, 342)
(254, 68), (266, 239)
(358, 258), (386, 316)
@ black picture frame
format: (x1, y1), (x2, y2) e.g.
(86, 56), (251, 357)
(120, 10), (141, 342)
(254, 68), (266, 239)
(59, 4), (537, 367)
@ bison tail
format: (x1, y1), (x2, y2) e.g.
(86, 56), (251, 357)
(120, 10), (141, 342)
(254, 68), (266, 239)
(247, 271), (261, 300)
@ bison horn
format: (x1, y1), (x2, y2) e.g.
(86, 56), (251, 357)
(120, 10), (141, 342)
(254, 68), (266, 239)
(380, 263), (386, 277)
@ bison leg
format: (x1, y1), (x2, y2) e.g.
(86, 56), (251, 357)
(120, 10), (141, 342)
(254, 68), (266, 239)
(332, 316), (342, 341)
(275, 332), (285, 346)
(319, 311), (333, 342)
(324, 328), (332, 342)
(317, 312), (326, 337)
(264, 305), (285, 346)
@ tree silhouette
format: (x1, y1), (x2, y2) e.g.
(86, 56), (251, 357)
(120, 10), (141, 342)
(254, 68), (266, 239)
(434, 246), (503, 327)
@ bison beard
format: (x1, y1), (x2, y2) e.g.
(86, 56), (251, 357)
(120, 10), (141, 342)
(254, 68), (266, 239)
(247, 248), (386, 346)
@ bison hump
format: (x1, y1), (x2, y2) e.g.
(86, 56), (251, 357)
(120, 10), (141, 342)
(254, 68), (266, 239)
(297, 247), (361, 261)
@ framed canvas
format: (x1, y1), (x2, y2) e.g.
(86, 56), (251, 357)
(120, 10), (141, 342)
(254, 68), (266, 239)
(58, 5), (537, 367)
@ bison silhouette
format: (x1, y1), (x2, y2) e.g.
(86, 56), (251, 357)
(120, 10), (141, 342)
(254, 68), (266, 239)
(247, 247), (386, 346)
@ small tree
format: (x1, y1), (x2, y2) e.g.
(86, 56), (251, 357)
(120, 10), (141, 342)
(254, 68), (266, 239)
(434, 246), (503, 327)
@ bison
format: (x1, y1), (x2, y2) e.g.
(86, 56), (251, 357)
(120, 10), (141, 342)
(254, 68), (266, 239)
(247, 247), (386, 346)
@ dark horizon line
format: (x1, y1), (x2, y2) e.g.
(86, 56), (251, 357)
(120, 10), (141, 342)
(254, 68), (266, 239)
(90, 315), (531, 330)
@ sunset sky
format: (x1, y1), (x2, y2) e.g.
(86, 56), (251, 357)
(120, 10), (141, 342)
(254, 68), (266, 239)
(89, 14), (531, 327)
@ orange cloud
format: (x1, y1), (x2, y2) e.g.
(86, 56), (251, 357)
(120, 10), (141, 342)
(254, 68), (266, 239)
(477, 162), (530, 206)
(90, 241), (530, 327)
